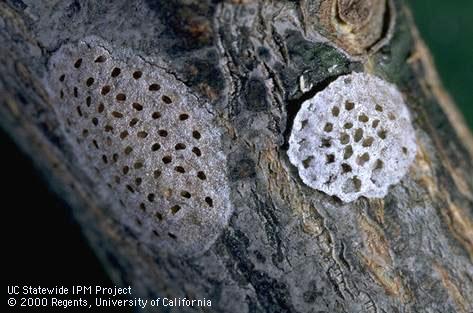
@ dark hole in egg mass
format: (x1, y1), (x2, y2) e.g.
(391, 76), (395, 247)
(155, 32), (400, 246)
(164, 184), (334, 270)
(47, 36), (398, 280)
(111, 67), (121, 77)
(95, 55), (106, 63)
(86, 77), (94, 87)
(149, 83), (161, 91)
(162, 95), (172, 104)
(101, 85), (111, 95)
(175, 143), (186, 150)
(74, 58), (82, 68)
(132, 103), (143, 111)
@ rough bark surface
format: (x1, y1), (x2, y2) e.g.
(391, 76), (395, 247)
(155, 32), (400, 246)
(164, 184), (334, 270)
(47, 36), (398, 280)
(1, 1), (472, 312)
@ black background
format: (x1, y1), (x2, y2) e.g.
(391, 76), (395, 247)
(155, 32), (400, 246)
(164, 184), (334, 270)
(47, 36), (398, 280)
(2, 129), (131, 312)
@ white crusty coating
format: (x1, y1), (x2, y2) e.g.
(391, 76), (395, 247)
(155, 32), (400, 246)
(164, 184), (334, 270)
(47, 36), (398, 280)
(288, 73), (417, 202)
(47, 37), (232, 256)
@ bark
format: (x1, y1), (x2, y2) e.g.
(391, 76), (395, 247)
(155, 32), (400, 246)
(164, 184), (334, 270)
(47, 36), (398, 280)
(1, 0), (473, 312)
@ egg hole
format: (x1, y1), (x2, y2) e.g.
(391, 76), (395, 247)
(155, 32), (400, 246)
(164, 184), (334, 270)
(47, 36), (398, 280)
(321, 138), (331, 148)
(153, 170), (161, 178)
(86, 77), (94, 87)
(341, 163), (352, 174)
(137, 131), (148, 138)
(300, 120), (309, 129)
(92, 117), (99, 126)
(162, 95), (172, 104)
(133, 71), (142, 79)
(112, 153), (119, 162)
(147, 193), (155, 202)
(135, 177), (142, 186)
(98, 103), (105, 113)
(152, 112), (161, 119)
(126, 184), (134, 193)
(162, 156), (172, 164)
(170, 205), (181, 215)
(73, 87), (78, 98)
(104, 125), (113, 132)
(357, 152), (370, 166)
(92, 140), (99, 149)
(377, 129), (387, 140)
(59, 74), (65, 82)
(149, 83), (161, 91)
(332, 106), (340, 117)
(111, 111), (123, 118)
(340, 133), (350, 145)
(326, 154), (335, 164)
(354, 128), (363, 142)
(358, 114), (369, 123)
(122, 166), (130, 174)
(101, 85), (111, 95)
(192, 131), (201, 140)
(362, 137), (374, 147)
(119, 131), (129, 139)
(388, 112), (396, 120)
(82, 129), (89, 137)
(179, 113), (189, 121)
(74, 58), (82, 68)
(374, 159), (384, 170)
(94, 55), (106, 63)
(151, 143), (161, 151)
(372, 119), (380, 128)
(76, 106), (83, 117)
(342, 176), (361, 193)
(133, 162), (143, 169)
(175, 143), (186, 150)
(344, 122), (353, 129)
(168, 233), (177, 239)
(116, 93), (126, 101)
(175, 166), (185, 173)
(140, 203), (146, 211)
(197, 171), (207, 180)
(158, 130), (168, 137)
(205, 197), (214, 207)
(192, 147), (202, 156)
(86, 96), (91, 107)
(344, 145), (353, 159)
(111, 67), (121, 77)
(345, 101), (355, 110)
(155, 212), (163, 221)
(353, 177), (362, 191)
(124, 146), (133, 155)
(132, 103), (143, 111)
(128, 118), (138, 127)
(402, 146), (408, 154)
(181, 191), (191, 198)
(324, 123), (333, 132)
(302, 156), (313, 169)
(375, 104), (383, 112)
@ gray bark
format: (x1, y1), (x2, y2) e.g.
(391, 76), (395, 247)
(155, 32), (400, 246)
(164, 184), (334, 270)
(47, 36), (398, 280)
(1, 0), (472, 312)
